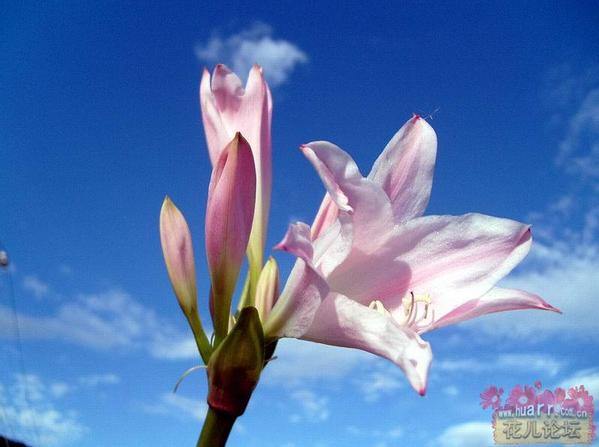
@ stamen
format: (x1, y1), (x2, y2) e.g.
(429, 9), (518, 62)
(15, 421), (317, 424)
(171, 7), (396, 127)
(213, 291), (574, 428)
(398, 292), (434, 329)
(368, 293), (435, 330)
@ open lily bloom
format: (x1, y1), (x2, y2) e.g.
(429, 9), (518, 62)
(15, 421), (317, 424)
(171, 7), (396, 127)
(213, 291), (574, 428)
(163, 65), (561, 446)
(264, 115), (559, 395)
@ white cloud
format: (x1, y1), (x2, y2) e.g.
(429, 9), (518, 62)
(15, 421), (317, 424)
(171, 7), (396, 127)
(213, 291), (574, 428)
(556, 88), (599, 178)
(0, 289), (197, 360)
(433, 421), (493, 447)
(443, 385), (459, 397)
(195, 22), (307, 86)
(77, 373), (120, 387)
(261, 339), (373, 386)
(148, 336), (197, 360)
(347, 424), (404, 445)
(49, 382), (71, 398)
(465, 244), (599, 340)
(558, 368), (599, 398)
(142, 392), (207, 422)
(0, 374), (87, 446)
(262, 338), (369, 386)
(470, 69), (598, 341)
(358, 365), (405, 403)
(289, 389), (329, 423)
(22, 274), (49, 298)
(435, 353), (564, 377)
(47, 373), (120, 399)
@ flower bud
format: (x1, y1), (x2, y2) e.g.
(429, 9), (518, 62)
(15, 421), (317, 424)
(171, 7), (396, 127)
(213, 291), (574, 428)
(205, 132), (256, 342)
(160, 197), (198, 316)
(254, 257), (279, 323)
(207, 306), (264, 417)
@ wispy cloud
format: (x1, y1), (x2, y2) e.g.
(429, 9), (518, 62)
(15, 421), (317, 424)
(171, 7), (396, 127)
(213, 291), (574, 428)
(466, 244), (599, 339)
(442, 385), (459, 396)
(0, 374), (87, 446)
(22, 274), (50, 299)
(289, 389), (329, 423)
(432, 421), (492, 447)
(435, 353), (564, 377)
(142, 392), (207, 422)
(0, 289), (196, 360)
(262, 338), (369, 386)
(48, 373), (120, 399)
(77, 373), (120, 387)
(558, 367), (599, 398)
(357, 363), (405, 403)
(556, 88), (599, 178)
(195, 22), (307, 87)
(464, 66), (599, 341)
(347, 423), (404, 444)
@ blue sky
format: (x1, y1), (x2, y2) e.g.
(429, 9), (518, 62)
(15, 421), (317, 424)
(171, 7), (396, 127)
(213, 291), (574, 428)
(1, 1), (598, 446)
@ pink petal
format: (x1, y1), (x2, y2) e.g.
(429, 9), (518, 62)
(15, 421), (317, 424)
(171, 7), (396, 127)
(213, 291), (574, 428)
(300, 142), (357, 212)
(205, 133), (256, 337)
(200, 68), (229, 166)
(159, 197), (198, 316)
(429, 287), (560, 331)
(311, 214), (353, 277)
(263, 259), (328, 340)
(274, 221), (313, 264)
(300, 141), (394, 256)
(302, 293), (432, 395)
(275, 217), (353, 277)
(327, 213), (534, 321)
(310, 194), (339, 240)
(266, 219), (351, 337)
(368, 115), (437, 222)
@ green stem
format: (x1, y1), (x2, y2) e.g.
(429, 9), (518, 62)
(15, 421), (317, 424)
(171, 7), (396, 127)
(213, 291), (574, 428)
(187, 311), (212, 364)
(197, 408), (236, 447)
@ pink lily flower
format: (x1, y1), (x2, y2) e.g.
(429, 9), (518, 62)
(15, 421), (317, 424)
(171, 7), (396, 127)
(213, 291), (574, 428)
(201, 64), (272, 286)
(205, 133), (256, 341)
(264, 115), (558, 394)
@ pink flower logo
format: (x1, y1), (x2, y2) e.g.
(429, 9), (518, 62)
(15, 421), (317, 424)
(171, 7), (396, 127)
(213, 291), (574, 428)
(506, 385), (536, 408)
(536, 387), (564, 408)
(565, 385), (594, 414)
(480, 385), (504, 409)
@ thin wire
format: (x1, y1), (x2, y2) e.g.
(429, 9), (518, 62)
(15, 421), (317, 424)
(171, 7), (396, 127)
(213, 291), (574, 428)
(0, 260), (16, 447)
(0, 243), (41, 446)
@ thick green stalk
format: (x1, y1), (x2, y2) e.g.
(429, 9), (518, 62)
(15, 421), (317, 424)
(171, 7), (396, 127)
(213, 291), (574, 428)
(197, 408), (236, 447)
